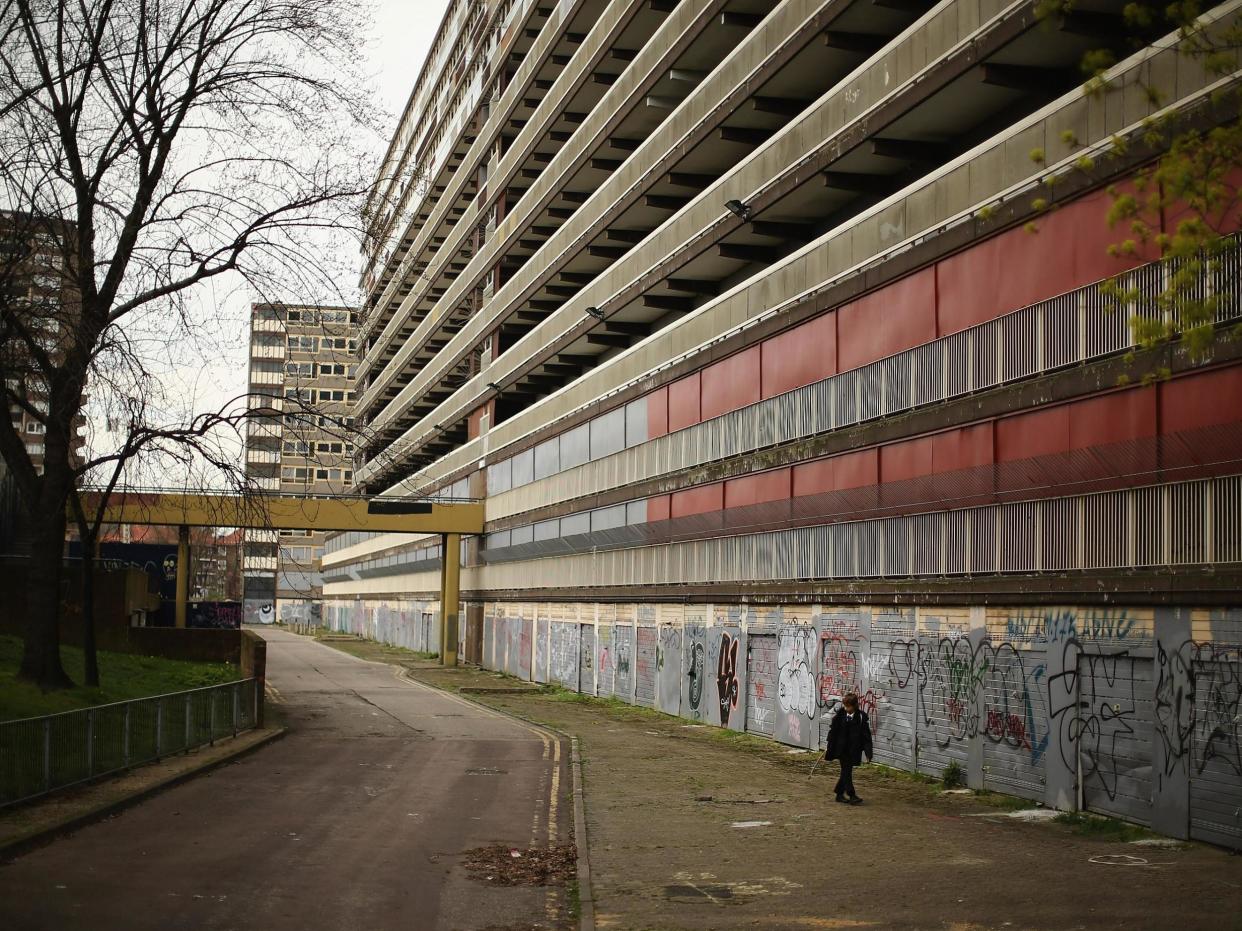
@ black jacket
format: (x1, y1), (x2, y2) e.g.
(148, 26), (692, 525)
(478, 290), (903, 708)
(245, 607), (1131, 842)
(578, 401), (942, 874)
(824, 708), (873, 764)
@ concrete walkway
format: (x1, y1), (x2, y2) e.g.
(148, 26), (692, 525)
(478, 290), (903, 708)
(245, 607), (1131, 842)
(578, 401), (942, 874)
(0, 628), (570, 931)
(375, 645), (1242, 931)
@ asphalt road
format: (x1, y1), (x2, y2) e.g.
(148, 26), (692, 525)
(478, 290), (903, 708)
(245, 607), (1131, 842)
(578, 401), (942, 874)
(0, 628), (568, 931)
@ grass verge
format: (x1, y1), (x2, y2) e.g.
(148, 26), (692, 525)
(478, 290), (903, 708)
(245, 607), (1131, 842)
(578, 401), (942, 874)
(0, 634), (239, 722)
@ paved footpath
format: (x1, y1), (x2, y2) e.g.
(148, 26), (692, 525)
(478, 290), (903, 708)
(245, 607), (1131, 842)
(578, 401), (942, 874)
(377, 645), (1242, 931)
(0, 628), (570, 931)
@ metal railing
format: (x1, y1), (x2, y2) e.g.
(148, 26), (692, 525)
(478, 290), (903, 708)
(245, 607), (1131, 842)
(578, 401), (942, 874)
(0, 678), (258, 809)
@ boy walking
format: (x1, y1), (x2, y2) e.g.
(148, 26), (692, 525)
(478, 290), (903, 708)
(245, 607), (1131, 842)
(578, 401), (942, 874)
(824, 692), (873, 804)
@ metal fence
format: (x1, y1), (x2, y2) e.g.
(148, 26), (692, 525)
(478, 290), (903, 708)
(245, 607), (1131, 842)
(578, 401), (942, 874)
(0, 678), (258, 809)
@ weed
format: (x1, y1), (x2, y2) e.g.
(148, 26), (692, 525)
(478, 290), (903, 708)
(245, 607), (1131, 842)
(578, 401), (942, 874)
(971, 789), (1031, 810)
(942, 760), (965, 788)
(1053, 812), (1153, 842)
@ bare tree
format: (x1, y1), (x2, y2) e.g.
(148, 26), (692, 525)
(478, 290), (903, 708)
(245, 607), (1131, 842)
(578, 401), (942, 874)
(0, 0), (380, 688)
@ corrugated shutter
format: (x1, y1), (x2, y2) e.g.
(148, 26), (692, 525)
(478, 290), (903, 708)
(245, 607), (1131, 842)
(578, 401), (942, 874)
(534, 617), (550, 683)
(613, 624), (635, 702)
(635, 625), (657, 707)
(1080, 654), (1154, 825)
(682, 624), (708, 721)
(981, 642), (1049, 801)
(915, 637), (973, 780)
(550, 621), (579, 689)
(1189, 657), (1242, 848)
(580, 624), (596, 695)
(656, 624), (682, 715)
(746, 632), (778, 737)
(483, 614), (496, 671)
(708, 626), (746, 731)
(597, 624), (614, 696)
(516, 617), (533, 680)
(870, 609), (917, 770)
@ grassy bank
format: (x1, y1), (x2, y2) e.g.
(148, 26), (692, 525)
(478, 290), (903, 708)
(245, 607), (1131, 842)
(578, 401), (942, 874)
(0, 634), (240, 722)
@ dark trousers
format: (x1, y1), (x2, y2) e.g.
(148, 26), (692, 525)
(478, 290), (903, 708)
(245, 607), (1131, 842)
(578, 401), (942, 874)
(834, 761), (856, 798)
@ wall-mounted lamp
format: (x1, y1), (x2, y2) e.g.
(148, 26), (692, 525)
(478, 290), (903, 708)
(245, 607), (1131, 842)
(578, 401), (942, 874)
(584, 306), (606, 321)
(724, 199), (751, 221)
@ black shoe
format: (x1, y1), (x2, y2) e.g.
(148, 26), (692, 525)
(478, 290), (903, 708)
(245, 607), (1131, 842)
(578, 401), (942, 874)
(848, 796), (863, 805)
(835, 795), (847, 803)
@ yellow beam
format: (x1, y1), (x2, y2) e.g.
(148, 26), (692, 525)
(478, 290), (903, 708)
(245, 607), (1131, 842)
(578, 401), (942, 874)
(81, 492), (485, 535)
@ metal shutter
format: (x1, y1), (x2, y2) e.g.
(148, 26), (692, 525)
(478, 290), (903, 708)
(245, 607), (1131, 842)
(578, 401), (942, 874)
(746, 631), (778, 737)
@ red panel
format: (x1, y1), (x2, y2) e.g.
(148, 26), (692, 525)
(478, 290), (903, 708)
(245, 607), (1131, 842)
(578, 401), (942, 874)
(761, 312), (837, 399)
(937, 178), (1155, 337)
(647, 494), (671, 523)
(1068, 387), (1157, 450)
(932, 422), (994, 473)
(834, 448), (879, 490)
(937, 235), (1001, 336)
(667, 372), (701, 433)
(996, 405), (1071, 462)
(792, 457), (835, 498)
(724, 468), (791, 509)
(837, 267), (936, 371)
(671, 482), (724, 518)
(647, 387), (669, 440)
(1064, 185), (1156, 287)
(1164, 166), (1242, 237)
(881, 435), (935, 484)
(1159, 365), (1242, 434)
(467, 402), (491, 440)
(701, 346), (761, 421)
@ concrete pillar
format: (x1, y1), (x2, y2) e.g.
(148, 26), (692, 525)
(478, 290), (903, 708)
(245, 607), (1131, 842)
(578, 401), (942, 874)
(175, 524), (190, 629)
(967, 605), (987, 790)
(1151, 606), (1191, 839)
(439, 532), (461, 667)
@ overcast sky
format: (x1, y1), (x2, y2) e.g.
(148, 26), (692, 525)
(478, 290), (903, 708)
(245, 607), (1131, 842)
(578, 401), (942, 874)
(369, 0), (453, 118)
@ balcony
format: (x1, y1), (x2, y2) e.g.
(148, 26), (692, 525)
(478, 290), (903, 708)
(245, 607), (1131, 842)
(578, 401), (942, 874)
(247, 395), (283, 412)
(250, 371), (284, 386)
(251, 343), (286, 360)
(251, 317), (284, 333)
(246, 449), (280, 465)
(246, 420), (282, 440)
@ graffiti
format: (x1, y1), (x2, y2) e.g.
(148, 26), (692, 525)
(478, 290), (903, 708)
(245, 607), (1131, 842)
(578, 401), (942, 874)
(816, 632), (857, 707)
(687, 641), (705, 711)
(746, 633), (778, 736)
(656, 625), (682, 714)
(912, 638), (1048, 763)
(1156, 640), (1242, 779)
(1007, 608), (1138, 645)
(1196, 647), (1241, 777)
(549, 622), (579, 688)
(1076, 652), (1139, 802)
(777, 627), (816, 718)
(616, 639), (632, 678)
(716, 633), (740, 727)
(986, 708), (1032, 749)
(188, 601), (242, 629)
(243, 599), (274, 625)
(657, 625), (681, 670)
